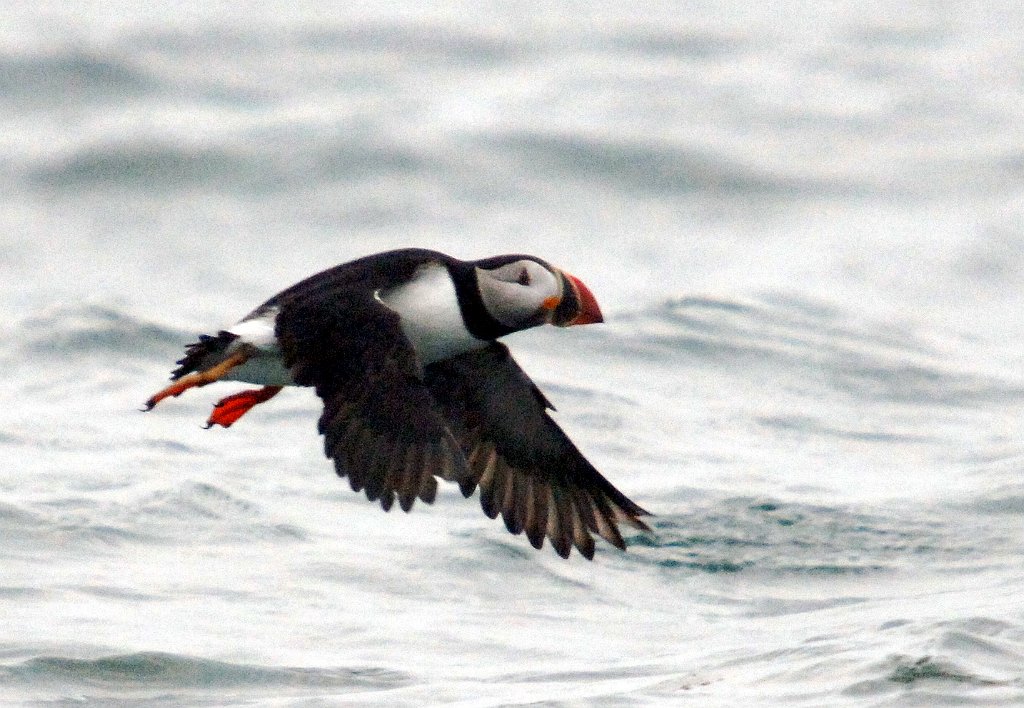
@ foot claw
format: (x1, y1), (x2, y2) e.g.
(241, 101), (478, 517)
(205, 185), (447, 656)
(143, 349), (253, 415)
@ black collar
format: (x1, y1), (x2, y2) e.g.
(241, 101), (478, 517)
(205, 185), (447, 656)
(447, 261), (519, 340)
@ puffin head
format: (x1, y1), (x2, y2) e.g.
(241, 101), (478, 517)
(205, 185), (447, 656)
(473, 256), (603, 332)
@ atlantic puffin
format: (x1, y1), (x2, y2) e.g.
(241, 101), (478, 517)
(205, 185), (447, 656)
(144, 248), (649, 559)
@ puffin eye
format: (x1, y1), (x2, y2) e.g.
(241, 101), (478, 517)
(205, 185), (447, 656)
(517, 269), (530, 286)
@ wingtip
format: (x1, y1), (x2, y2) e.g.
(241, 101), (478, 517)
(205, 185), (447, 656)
(626, 513), (654, 534)
(552, 537), (572, 559)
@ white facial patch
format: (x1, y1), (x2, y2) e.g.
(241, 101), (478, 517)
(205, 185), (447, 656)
(476, 259), (561, 329)
(377, 262), (486, 366)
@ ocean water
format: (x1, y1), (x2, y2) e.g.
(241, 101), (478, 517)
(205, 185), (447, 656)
(2, 2), (1024, 705)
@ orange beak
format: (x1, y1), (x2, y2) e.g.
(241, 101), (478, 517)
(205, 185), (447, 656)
(551, 271), (604, 326)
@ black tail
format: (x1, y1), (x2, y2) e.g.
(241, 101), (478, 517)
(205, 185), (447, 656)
(170, 331), (238, 380)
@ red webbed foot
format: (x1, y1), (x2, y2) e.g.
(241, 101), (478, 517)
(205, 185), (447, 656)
(205, 386), (283, 428)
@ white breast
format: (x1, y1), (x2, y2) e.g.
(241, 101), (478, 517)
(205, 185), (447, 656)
(377, 262), (486, 365)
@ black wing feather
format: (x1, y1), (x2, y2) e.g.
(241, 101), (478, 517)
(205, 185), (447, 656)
(425, 342), (650, 559)
(273, 275), (468, 512)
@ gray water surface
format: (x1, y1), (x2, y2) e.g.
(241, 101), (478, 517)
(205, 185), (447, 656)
(2, 3), (1023, 705)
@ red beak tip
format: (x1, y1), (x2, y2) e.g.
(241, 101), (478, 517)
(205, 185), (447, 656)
(566, 273), (603, 326)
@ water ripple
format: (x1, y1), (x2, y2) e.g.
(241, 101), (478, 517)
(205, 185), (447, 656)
(626, 498), (983, 577)
(12, 305), (184, 360)
(0, 51), (160, 106)
(0, 650), (411, 692)
(482, 131), (875, 197)
(608, 295), (1024, 407)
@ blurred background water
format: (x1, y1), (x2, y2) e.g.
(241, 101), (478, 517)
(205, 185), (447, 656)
(1, 2), (1023, 705)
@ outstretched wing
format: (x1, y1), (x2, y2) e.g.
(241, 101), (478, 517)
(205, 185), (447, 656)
(275, 290), (468, 512)
(425, 343), (650, 559)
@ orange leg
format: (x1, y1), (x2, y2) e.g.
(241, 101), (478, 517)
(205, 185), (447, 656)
(204, 386), (283, 428)
(143, 349), (251, 411)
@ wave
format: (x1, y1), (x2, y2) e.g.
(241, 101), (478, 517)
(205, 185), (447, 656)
(26, 135), (439, 193)
(479, 130), (882, 198)
(0, 650), (411, 695)
(127, 481), (309, 544)
(843, 617), (1024, 700)
(0, 51), (160, 106)
(594, 28), (746, 59)
(0, 480), (308, 560)
(603, 294), (1024, 408)
(621, 497), (983, 577)
(10, 304), (185, 361)
(129, 21), (528, 67)
(29, 142), (257, 191)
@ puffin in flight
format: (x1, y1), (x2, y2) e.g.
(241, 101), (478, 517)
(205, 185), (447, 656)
(144, 248), (649, 559)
